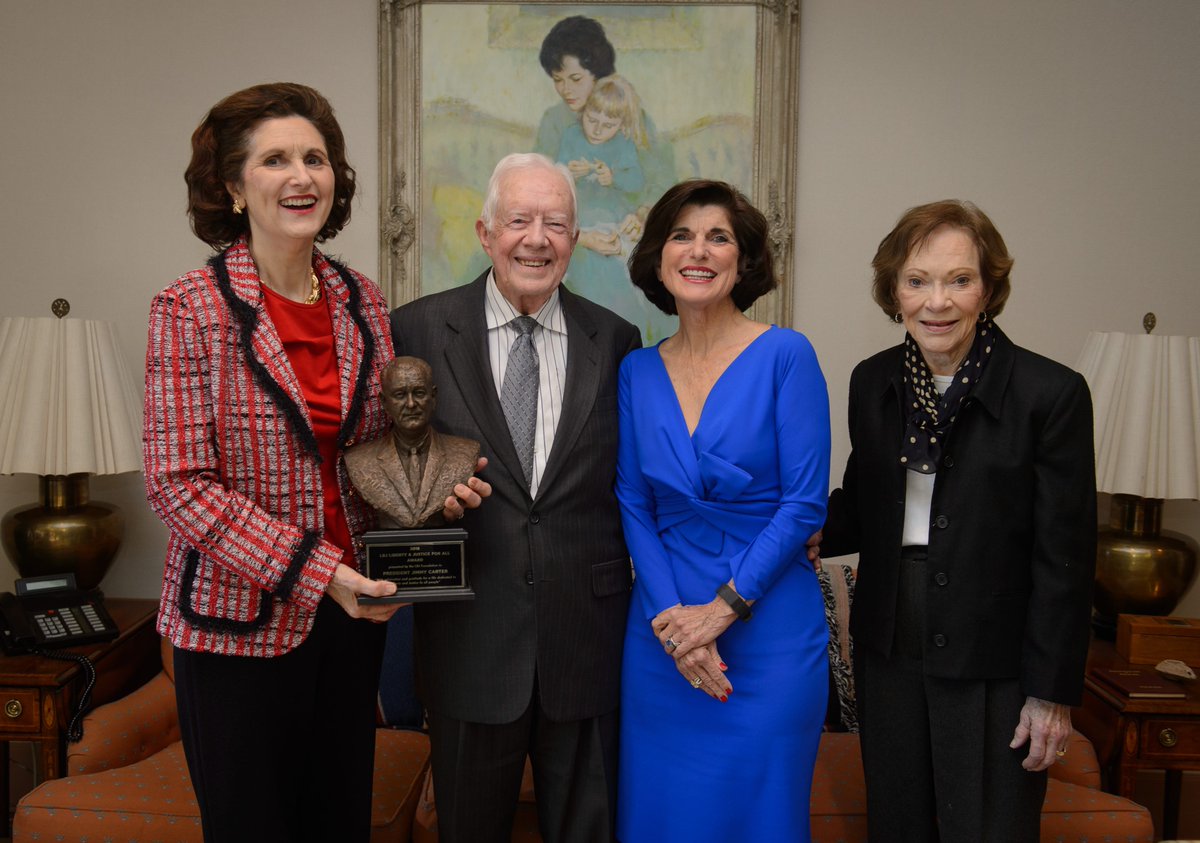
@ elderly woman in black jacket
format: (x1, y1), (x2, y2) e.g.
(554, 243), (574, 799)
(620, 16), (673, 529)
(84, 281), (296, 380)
(821, 200), (1096, 842)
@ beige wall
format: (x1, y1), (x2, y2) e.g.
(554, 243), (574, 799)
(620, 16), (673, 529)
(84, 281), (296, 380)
(1, 1), (1198, 605)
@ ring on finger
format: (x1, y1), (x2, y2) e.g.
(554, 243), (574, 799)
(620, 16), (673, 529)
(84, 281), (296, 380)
(1055, 748), (1067, 757)
(691, 676), (703, 688)
(665, 637), (678, 652)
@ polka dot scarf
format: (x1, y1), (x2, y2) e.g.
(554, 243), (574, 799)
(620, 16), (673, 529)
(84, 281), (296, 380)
(899, 317), (996, 474)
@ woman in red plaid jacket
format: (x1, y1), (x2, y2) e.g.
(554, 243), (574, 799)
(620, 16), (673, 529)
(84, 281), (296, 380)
(144, 83), (483, 843)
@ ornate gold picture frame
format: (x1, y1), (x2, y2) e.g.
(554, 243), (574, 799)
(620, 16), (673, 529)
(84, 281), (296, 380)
(380, 0), (801, 334)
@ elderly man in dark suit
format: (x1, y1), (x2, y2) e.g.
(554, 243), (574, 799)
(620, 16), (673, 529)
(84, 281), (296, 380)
(391, 152), (641, 843)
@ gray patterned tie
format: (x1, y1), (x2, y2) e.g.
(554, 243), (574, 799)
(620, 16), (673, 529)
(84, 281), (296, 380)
(500, 316), (539, 488)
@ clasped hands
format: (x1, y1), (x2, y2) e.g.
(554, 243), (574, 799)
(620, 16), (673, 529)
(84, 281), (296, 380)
(653, 600), (737, 702)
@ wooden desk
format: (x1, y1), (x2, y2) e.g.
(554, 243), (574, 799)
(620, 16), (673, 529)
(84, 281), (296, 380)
(1074, 636), (1200, 841)
(0, 598), (159, 832)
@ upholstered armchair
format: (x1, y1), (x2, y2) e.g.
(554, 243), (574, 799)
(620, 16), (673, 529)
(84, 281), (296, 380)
(13, 609), (431, 843)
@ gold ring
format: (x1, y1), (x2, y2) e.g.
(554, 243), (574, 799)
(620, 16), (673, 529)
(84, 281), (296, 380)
(691, 676), (703, 688)
(1055, 749), (1066, 757)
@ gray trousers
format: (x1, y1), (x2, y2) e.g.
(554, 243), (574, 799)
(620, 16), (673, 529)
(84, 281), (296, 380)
(855, 548), (1046, 843)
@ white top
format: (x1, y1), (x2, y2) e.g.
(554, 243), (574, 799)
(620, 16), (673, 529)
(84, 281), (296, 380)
(484, 273), (569, 498)
(901, 373), (954, 547)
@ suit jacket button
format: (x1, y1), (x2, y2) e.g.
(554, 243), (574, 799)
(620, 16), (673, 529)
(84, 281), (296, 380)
(529, 513), (540, 524)
(524, 570), (534, 585)
(934, 572), (948, 586)
(933, 515), (949, 529)
(942, 455), (954, 468)
(933, 633), (947, 647)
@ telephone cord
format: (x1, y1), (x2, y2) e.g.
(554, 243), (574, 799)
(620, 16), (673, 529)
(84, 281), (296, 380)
(32, 648), (97, 742)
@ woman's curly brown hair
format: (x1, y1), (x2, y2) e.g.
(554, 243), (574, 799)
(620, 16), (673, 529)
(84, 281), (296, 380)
(185, 82), (356, 249)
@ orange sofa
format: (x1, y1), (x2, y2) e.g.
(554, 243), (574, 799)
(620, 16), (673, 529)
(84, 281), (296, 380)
(810, 728), (1154, 842)
(14, 567), (1156, 842)
(401, 727), (1154, 843)
(13, 632), (430, 843)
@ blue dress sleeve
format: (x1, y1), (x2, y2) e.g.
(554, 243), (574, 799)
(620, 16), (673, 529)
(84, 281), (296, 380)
(616, 355), (683, 619)
(728, 333), (831, 601)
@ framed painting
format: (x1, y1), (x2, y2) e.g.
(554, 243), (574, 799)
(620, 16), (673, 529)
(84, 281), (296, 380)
(380, 0), (801, 340)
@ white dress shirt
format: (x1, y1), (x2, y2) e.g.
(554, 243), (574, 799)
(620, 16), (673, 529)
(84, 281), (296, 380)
(902, 373), (953, 547)
(484, 273), (568, 498)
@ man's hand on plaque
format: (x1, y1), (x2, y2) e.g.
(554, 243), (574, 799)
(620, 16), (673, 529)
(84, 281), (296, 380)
(442, 456), (492, 522)
(328, 563), (405, 621)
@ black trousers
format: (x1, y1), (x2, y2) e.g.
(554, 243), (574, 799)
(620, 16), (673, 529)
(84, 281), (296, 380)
(174, 598), (387, 843)
(426, 676), (618, 843)
(856, 548), (1046, 843)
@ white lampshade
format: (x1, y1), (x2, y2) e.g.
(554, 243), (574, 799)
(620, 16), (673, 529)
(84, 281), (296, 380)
(1076, 331), (1200, 500)
(0, 315), (143, 477)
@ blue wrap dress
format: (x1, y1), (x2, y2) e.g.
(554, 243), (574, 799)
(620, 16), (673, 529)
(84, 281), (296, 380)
(615, 327), (831, 842)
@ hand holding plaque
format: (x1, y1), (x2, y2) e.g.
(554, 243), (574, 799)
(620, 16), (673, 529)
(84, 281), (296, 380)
(345, 356), (479, 602)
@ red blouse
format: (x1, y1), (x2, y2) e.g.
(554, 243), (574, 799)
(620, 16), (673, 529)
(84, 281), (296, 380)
(260, 285), (354, 566)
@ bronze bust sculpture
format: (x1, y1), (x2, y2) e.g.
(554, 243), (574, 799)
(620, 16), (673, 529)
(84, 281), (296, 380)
(345, 356), (480, 529)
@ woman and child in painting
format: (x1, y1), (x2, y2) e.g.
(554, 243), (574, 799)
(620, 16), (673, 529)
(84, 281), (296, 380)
(153, 66), (1094, 843)
(535, 14), (677, 342)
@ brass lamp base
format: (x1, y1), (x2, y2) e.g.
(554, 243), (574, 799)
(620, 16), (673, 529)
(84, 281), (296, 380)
(0, 474), (123, 591)
(1093, 494), (1199, 637)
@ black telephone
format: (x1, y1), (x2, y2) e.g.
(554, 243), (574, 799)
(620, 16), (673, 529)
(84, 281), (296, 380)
(0, 573), (119, 654)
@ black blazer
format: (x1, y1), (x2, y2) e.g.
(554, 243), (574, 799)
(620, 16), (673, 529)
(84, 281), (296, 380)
(823, 325), (1096, 704)
(391, 272), (641, 724)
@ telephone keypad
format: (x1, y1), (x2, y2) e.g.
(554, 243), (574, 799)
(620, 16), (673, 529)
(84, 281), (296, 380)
(32, 607), (104, 642)
(35, 612), (67, 640)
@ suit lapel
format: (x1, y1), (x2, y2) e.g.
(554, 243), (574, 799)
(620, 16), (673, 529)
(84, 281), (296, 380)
(538, 289), (600, 499)
(221, 252), (313, 440)
(442, 279), (531, 496)
(323, 255), (364, 431)
(416, 432), (446, 514)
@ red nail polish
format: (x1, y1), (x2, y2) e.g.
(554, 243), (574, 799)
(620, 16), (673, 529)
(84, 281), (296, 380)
(720, 695), (728, 703)
(719, 662), (728, 670)
(725, 687), (733, 696)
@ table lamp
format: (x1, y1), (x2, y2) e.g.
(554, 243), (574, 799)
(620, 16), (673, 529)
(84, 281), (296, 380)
(1075, 314), (1200, 635)
(0, 301), (143, 590)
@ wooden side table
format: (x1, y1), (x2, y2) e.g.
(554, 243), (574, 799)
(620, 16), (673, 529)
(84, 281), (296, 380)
(1074, 636), (1200, 841)
(0, 597), (160, 833)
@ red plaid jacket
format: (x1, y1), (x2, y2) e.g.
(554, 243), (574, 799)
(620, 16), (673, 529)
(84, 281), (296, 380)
(144, 238), (393, 656)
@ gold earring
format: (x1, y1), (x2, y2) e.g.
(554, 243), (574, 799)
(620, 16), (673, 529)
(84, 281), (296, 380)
(232, 198), (244, 215)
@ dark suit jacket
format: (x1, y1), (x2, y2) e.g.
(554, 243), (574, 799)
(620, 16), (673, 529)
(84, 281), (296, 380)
(391, 272), (641, 724)
(822, 325), (1096, 704)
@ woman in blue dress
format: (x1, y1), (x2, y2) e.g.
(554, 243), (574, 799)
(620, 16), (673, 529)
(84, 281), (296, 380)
(616, 179), (831, 842)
